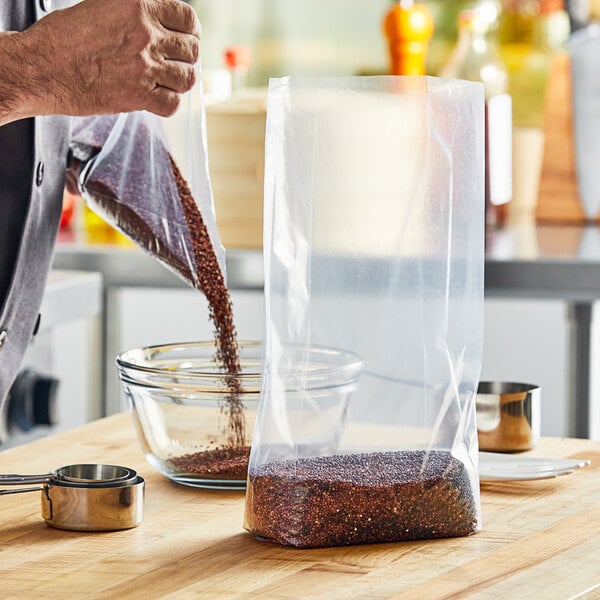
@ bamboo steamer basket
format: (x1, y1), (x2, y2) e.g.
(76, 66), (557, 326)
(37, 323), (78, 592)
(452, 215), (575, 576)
(205, 90), (267, 249)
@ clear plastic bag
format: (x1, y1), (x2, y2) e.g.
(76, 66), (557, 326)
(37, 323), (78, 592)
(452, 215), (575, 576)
(244, 76), (485, 548)
(70, 73), (224, 287)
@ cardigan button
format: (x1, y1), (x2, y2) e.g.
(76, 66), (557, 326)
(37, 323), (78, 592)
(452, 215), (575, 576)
(32, 314), (41, 337)
(35, 162), (45, 187)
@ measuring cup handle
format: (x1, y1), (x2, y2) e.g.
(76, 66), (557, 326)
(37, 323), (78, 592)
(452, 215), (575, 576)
(0, 487), (43, 496)
(0, 473), (53, 485)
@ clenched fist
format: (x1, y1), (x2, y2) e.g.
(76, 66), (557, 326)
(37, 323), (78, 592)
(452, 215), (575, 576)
(0, 0), (201, 124)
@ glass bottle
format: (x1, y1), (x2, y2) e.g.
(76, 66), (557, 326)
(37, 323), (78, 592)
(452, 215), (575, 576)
(498, 0), (569, 220)
(424, 0), (502, 75)
(224, 45), (252, 94)
(441, 9), (513, 230)
(499, 0), (569, 129)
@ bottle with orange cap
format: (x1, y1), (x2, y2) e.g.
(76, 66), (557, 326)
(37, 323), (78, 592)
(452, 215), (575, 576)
(383, 0), (435, 75)
(224, 45), (252, 94)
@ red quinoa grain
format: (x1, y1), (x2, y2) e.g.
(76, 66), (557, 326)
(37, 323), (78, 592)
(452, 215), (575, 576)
(245, 450), (478, 547)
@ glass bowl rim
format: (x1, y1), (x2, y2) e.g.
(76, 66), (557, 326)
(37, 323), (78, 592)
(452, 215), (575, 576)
(116, 340), (363, 385)
(116, 340), (261, 381)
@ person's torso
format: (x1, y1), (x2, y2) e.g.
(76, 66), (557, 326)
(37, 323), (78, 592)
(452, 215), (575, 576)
(0, 1), (35, 309)
(0, 0), (72, 405)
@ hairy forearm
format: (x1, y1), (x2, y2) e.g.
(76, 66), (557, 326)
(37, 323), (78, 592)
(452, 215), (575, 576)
(0, 31), (33, 126)
(0, 30), (56, 127)
(0, 0), (200, 125)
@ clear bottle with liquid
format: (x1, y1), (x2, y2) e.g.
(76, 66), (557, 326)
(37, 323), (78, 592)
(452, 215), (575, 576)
(499, 0), (569, 128)
(424, 0), (502, 74)
(441, 9), (513, 230)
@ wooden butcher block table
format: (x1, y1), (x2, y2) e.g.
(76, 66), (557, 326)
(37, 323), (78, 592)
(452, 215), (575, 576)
(0, 413), (598, 599)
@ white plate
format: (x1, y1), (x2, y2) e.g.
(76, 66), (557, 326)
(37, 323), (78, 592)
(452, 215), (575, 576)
(478, 452), (590, 482)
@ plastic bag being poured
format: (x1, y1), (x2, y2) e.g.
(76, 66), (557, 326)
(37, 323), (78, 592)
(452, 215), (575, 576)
(69, 77), (225, 289)
(70, 74), (240, 378)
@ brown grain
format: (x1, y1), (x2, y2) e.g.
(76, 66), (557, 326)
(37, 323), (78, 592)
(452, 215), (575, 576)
(245, 450), (478, 548)
(170, 446), (251, 480)
(169, 155), (246, 449)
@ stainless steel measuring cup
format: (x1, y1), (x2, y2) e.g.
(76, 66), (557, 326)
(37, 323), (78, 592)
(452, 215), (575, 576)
(0, 464), (144, 531)
(476, 382), (541, 452)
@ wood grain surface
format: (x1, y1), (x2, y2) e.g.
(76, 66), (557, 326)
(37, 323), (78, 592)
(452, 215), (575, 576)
(0, 413), (598, 599)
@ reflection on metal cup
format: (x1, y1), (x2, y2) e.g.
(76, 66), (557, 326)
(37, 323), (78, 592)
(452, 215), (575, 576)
(41, 475), (145, 532)
(476, 382), (541, 452)
(1, 464), (145, 531)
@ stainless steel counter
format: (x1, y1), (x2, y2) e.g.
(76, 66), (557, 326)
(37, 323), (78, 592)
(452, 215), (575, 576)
(54, 223), (600, 297)
(53, 222), (600, 438)
(53, 244), (264, 290)
(485, 222), (600, 301)
(484, 223), (600, 439)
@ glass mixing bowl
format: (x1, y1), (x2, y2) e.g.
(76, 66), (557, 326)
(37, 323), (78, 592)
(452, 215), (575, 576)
(117, 341), (261, 490)
(116, 341), (363, 490)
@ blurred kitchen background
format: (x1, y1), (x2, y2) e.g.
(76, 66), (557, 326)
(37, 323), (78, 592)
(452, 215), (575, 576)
(3, 0), (600, 447)
(193, 0), (392, 85)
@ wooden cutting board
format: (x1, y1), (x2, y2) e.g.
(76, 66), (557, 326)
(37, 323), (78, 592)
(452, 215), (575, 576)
(536, 52), (599, 223)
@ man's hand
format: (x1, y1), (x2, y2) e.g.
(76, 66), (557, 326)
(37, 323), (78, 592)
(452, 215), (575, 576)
(0, 0), (201, 125)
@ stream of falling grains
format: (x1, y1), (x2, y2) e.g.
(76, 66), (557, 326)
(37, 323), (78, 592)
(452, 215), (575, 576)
(168, 156), (250, 477)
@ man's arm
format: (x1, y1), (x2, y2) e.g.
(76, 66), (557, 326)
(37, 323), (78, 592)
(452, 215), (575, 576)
(0, 31), (36, 126)
(0, 0), (200, 127)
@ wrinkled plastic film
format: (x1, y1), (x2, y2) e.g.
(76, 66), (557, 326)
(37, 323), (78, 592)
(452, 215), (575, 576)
(71, 65), (225, 286)
(245, 76), (485, 548)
